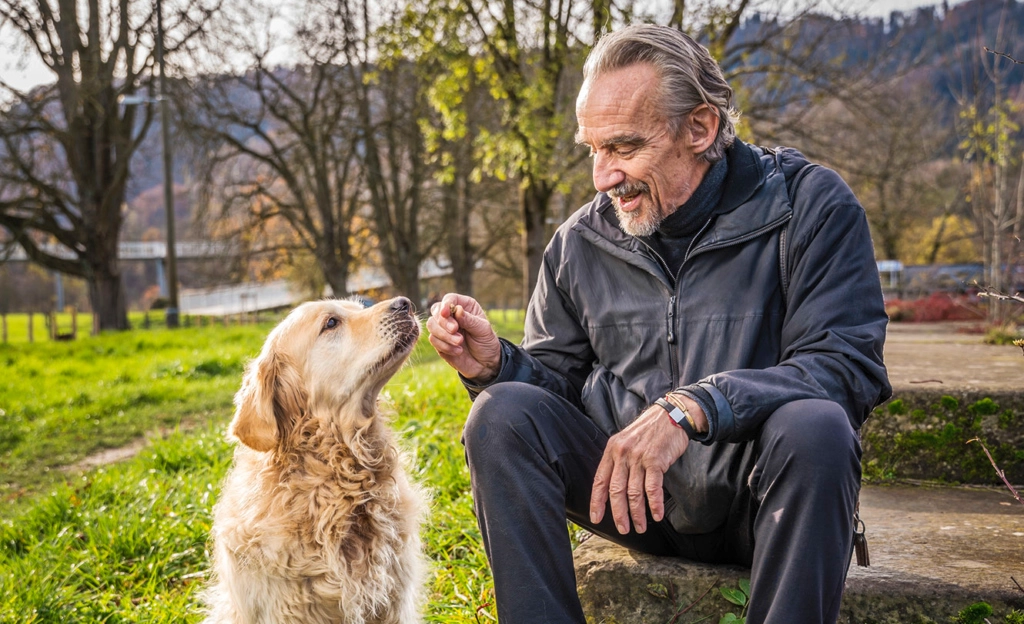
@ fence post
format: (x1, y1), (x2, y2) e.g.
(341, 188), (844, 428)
(1, 314), (6, 343)
(27, 312), (33, 343)
(49, 311), (56, 340)
(71, 307), (77, 338)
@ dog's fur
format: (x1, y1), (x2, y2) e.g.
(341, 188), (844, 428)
(203, 297), (426, 624)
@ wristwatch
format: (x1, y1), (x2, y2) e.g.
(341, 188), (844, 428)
(654, 397), (699, 440)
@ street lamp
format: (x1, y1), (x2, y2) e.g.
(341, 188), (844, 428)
(120, 0), (179, 328)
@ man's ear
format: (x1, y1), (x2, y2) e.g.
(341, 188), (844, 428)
(687, 104), (720, 155)
(229, 349), (306, 452)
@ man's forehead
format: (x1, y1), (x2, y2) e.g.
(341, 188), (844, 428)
(576, 69), (665, 146)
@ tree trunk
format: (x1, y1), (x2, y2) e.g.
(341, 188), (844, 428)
(444, 174), (475, 297)
(390, 258), (422, 309)
(521, 177), (553, 307)
(319, 248), (351, 299)
(88, 263), (129, 331)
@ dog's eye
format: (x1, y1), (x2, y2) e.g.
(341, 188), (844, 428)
(322, 317), (339, 332)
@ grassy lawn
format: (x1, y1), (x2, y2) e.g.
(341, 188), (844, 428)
(1, 311), (172, 344)
(0, 309), (526, 623)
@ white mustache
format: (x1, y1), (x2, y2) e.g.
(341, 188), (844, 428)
(608, 180), (650, 198)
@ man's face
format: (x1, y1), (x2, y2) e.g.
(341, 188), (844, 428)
(575, 63), (710, 237)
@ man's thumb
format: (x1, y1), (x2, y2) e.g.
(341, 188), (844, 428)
(455, 306), (490, 335)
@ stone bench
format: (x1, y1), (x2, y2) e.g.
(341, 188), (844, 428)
(575, 484), (1024, 622)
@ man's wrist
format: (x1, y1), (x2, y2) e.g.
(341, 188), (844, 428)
(654, 397), (699, 440)
(466, 363), (500, 385)
(665, 391), (709, 435)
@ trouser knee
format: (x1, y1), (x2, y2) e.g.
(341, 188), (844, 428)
(756, 399), (860, 488)
(464, 382), (539, 460)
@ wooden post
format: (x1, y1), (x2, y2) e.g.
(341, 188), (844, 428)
(1, 314), (6, 343)
(27, 312), (33, 343)
(71, 307), (77, 338)
(49, 311), (56, 340)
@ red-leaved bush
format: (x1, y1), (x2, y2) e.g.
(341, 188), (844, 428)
(884, 293), (987, 322)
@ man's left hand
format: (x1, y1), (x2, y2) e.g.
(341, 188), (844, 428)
(589, 402), (691, 535)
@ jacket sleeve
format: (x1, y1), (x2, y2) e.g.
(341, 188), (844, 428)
(699, 170), (892, 443)
(461, 233), (594, 409)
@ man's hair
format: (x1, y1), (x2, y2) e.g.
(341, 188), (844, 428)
(582, 24), (740, 163)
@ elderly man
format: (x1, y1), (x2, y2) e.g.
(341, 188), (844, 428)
(427, 23), (890, 624)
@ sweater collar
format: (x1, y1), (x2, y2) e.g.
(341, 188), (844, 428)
(654, 156), (728, 238)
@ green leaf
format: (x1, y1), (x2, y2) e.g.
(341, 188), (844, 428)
(721, 587), (747, 606)
(719, 614), (739, 624)
(645, 582), (669, 600)
(738, 578), (751, 597)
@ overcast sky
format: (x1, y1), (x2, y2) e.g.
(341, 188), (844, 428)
(0, 0), (966, 95)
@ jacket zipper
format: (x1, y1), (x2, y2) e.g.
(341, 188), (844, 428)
(667, 295), (678, 382)
(633, 238), (681, 381)
(667, 214), (792, 385)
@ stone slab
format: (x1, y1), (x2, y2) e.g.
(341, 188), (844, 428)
(884, 322), (1024, 392)
(576, 484), (1024, 623)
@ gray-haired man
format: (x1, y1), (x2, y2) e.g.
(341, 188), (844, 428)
(427, 23), (890, 624)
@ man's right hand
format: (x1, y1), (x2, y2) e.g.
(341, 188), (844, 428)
(426, 294), (502, 382)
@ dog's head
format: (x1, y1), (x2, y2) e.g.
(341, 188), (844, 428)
(228, 297), (420, 452)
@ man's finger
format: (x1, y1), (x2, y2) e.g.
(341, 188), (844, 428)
(607, 460), (631, 534)
(590, 455), (612, 524)
(427, 333), (461, 357)
(645, 469), (665, 523)
(628, 466), (648, 533)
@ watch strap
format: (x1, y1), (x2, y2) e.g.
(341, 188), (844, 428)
(654, 397), (698, 440)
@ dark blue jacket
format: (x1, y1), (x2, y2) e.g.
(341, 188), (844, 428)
(465, 140), (891, 532)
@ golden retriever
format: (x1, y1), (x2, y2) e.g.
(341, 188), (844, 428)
(203, 297), (426, 624)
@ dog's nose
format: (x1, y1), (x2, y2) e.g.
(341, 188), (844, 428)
(390, 297), (412, 315)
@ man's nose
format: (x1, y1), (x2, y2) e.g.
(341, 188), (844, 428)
(592, 152), (625, 193)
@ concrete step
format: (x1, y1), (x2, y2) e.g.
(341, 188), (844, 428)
(575, 484), (1024, 623)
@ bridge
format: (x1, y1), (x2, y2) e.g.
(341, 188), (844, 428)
(3, 241), (234, 262)
(3, 241), (456, 315)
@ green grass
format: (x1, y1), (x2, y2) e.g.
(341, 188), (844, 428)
(0, 308), (527, 622)
(0, 311), (177, 344)
(0, 322), (269, 499)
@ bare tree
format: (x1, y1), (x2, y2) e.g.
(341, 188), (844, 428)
(0, 0), (216, 330)
(183, 0), (367, 299)
(343, 0), (440, 306)
(792, 80), (956, 262)
(953, 5), (1024, 321)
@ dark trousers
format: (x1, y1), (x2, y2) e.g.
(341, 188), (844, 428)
(463, 382), (861, 624)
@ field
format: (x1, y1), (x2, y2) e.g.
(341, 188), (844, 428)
(0, 310), (526, 623)
(1, 311), (171, 344)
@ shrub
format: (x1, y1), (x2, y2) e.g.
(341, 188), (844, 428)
(885, 293), (986, 322)
(984, 323), (1022, 345)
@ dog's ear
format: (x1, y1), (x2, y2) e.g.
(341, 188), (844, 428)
(229, 348), (307, 452)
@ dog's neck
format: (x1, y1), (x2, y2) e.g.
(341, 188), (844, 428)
(276, 404), (399, 485)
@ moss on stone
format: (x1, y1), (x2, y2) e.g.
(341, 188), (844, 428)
(862, 390), (1024, 484)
